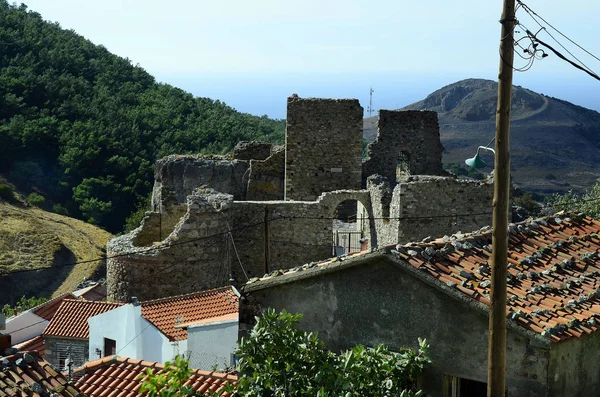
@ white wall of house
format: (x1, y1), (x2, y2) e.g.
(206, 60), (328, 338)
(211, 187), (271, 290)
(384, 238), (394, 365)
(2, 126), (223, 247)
(88, 304), (187, 364)
(186, 319), (238, 371)
(88, 304), (144, 361)
(6, 311), (48, 344)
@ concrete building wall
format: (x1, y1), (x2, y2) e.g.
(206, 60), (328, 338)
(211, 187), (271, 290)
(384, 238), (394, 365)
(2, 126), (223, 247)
(5, 312), (48, 344)
(285, 96), (363, 201)
(548, 330), (600, 396)
(242, 258), (549, 397)
(88, 304), (186, 364)
(187, 319), (238, 371)
(363, 110), (443, 185)
(88, 304), (144, 361)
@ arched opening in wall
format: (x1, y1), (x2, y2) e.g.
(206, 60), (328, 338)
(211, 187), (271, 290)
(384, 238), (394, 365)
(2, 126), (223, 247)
(332, 199), (370, 256)
(396, 152), (411, 182)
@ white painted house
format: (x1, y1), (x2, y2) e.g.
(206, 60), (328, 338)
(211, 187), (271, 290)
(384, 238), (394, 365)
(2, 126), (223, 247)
(5, 293), (75, 345)
(181, 313), (239, 371)
(88, 286), (239, 369)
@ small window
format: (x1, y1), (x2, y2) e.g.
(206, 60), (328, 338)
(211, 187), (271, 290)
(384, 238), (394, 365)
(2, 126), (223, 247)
(443, 375), (487, 397)
(104, 338), (116, 356)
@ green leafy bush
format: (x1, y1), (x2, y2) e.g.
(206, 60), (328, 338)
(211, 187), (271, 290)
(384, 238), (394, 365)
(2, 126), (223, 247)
(546, 179), (600, 219)
(27, 192), (45, 207)
(140, 309), (431, 397)
(235, 308), (431, 396)
(52, 203), (70, 216)
(0, 184), (16, 201)
(1, 296), (48, 317)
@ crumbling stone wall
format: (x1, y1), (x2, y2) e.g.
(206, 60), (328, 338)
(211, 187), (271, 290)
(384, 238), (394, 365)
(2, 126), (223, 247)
(107, 188), (374, 301)
(246, 148), (285, 200)
(108, 189), (234, 301)
(152, 155), (249, 209)
(393, 176), (493, 243)
(233, 141), (272, 161)
(363, 110), (444, 186)
(285, 96), (363, 201)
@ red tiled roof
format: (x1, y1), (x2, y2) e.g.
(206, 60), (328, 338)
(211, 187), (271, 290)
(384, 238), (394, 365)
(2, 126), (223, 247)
(74, 356), (236, 397)
(43, 300), (123, 339)
(0, 351), (81, 397)
(12, 335), (45, 358)
(390, 214), (600, 343)
(245, 213), (600, 343)
(31, 292), (76, 321)
(140, 287), (239, 341)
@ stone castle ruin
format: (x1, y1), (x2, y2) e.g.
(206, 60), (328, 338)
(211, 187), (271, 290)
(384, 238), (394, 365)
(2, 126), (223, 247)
(107, 95), (494, 301)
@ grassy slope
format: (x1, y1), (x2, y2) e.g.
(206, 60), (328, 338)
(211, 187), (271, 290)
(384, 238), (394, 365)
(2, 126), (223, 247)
(0, 201), (111, 299)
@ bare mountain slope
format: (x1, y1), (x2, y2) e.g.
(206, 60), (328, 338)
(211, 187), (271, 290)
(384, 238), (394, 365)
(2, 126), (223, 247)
(363, 78), (600, 193)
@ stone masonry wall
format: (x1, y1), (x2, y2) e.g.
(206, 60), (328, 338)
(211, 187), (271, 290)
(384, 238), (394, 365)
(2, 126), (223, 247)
(363, 110), (444, 186)
(285, 96), (363, 201)
(108, 188), (373, 301)
(246, 148), (285, 201)
(108, 189), (234, 301)
(233, 141), (272, 161)
(152, 155), (250, 210)
(394, 176), (494, 243)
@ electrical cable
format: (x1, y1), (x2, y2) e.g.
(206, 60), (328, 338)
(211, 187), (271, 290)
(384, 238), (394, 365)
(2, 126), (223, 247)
(3, 193), (600, 279)
(525, 31), (600, 82)
(517, 0), (600, 64)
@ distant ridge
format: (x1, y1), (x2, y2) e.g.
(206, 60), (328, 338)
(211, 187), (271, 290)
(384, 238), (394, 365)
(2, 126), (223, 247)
(364, 78), (600, 193)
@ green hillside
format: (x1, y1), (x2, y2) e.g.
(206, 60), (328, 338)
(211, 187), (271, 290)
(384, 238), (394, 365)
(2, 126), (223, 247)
(0, 1), (285, 232)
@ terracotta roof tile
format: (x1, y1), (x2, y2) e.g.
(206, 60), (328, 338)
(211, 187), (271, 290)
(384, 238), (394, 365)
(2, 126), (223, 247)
(140, 287), (238, 341)
(0, 351), (80, 397)
(246, 213), (600, 344)
(74, 356), (236, 397)
(388, 214), (600, 343)
(12, 336), (45, 358)
(43, 300), (124, 339)
(31, 292), (76, 321)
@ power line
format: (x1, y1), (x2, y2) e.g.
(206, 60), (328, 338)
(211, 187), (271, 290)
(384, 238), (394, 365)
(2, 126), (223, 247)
(525, 31), (600, 81)
(116, 322), (152, 355)
(2, 194), (599, 279)
(515, 0), (600, 80)
(516, 0), (600, 64)
(0, 218), (267, 278)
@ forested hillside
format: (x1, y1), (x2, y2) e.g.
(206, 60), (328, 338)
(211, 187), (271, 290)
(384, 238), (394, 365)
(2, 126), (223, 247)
(0, 1), (285, 232)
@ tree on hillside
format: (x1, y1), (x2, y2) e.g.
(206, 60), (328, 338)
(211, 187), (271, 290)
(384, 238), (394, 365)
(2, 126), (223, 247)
(0, 0), (285, 232)
(141, 309), (431, 397)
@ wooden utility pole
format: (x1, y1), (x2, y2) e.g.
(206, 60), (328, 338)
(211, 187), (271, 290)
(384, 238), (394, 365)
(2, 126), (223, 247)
(488, 0), (515, 395)
(264, 207), (270, 274)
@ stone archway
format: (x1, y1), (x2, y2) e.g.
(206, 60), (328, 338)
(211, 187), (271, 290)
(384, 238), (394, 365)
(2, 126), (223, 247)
(317, 190), (378, 253)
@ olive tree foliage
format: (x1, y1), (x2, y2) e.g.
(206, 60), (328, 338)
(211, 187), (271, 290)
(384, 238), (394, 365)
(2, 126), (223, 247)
(140, 309), (431, 397)
(545, 179), (600, 219)
(235, 309), (431, 397)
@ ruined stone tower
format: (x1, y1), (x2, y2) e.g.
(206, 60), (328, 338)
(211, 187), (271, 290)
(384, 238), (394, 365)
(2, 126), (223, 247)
(284, 95), (363, 201)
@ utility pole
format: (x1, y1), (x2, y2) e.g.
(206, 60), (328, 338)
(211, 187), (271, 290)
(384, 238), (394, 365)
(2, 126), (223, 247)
(488, 0), (515, 395)
(264, 207), (270, 274)
(368, 87), (374, 117)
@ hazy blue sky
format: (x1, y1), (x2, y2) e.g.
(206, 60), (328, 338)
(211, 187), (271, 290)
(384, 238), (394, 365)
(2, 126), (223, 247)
(20, 0), (600, 118)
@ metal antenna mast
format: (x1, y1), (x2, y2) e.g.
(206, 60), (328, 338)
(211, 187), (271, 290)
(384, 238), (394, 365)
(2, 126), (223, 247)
(368, 87), (374, 117)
